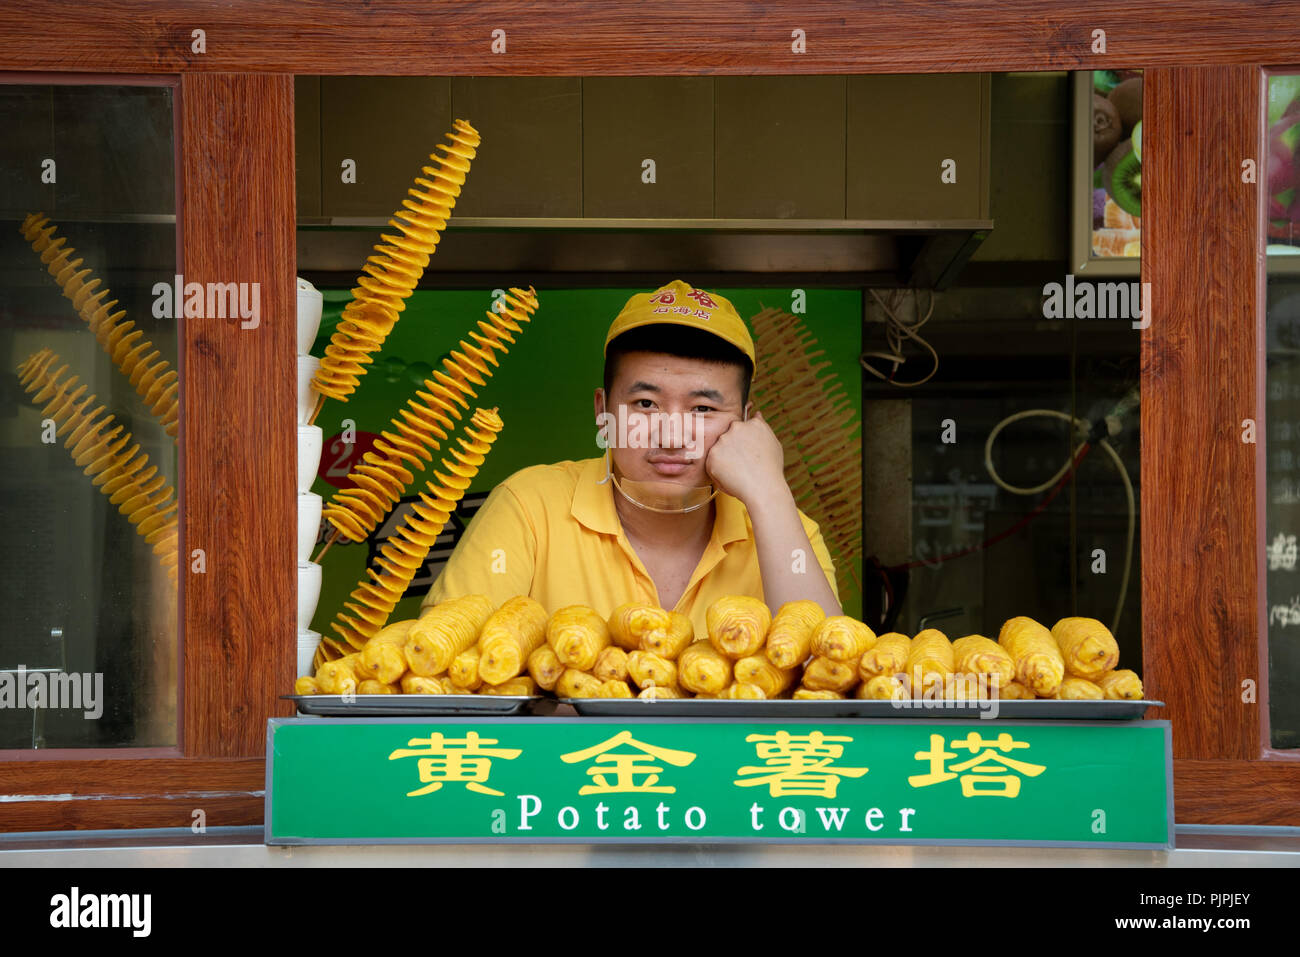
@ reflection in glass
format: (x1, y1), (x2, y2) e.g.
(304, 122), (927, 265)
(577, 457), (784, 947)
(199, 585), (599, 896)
(0, 83), (177, 749)
(1089, 69), (1143, 260)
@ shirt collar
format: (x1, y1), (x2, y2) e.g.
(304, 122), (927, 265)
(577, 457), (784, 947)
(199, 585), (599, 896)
(573, 456), (749, 546)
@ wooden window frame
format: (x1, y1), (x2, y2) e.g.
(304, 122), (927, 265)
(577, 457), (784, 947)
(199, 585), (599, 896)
(0, 2), (1295, 830)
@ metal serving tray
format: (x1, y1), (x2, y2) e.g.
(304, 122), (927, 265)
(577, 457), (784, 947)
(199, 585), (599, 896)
(283, 694), (548, 717)
(562, 698), (1164, 720)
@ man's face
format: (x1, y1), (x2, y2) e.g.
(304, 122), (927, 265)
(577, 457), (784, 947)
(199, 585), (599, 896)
(595, 351), (750, 487)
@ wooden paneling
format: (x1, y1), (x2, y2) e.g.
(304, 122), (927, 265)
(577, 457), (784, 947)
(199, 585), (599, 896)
(1141, 66), (1260, 761)
(0, 3), (1294, 833)
(2, 796), (262, 832)
(6, 756), (1297, 832)
(0, 757), (262, 794)
(2, 3), (1300, 74)
(1174, 760), (1300, 824)
(0, 758), (263, 832)
(178, 73), (297, 756)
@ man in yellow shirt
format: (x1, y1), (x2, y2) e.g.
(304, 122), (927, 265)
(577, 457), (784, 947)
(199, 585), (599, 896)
(421, 279), (842, 639)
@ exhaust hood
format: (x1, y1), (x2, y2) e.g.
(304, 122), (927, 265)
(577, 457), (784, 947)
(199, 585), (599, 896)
(296, 216), (993, 291)
(294, 74), (995, 289)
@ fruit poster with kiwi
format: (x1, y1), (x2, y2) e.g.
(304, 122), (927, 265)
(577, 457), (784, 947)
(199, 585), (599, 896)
(303, 287), (863, 639)
(1091, 69), (1142, 259)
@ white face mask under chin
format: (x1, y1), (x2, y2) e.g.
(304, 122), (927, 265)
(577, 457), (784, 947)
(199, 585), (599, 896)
(595, 408), (747, 514)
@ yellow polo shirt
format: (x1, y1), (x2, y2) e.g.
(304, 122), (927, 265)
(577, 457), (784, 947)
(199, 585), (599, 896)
(420, 456), (839, 641)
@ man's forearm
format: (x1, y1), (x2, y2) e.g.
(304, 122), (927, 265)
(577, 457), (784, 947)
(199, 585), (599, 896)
(747, 485), (843, 617)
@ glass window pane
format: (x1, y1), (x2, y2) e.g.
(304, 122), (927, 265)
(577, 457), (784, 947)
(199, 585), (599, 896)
(870, 70), (1143, 677)
(0, 82), (177, 749)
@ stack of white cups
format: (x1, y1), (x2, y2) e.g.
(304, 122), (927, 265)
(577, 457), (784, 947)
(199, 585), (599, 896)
(297, 278), (324, 678)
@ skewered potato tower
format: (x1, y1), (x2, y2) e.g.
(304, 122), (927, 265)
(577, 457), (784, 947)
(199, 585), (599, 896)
(298, 597), (1143, 703)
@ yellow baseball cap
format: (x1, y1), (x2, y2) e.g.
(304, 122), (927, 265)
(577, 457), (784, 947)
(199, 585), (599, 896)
(604, 279), (755, 365)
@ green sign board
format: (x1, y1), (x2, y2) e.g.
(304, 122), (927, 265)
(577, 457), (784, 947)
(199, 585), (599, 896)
(266, 718), (1173, 848)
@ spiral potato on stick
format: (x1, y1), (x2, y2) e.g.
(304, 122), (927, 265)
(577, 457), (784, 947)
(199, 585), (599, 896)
(326, 409), (503, 657)
(20, 215), (179, 438)
(749, 306), (863, 601)
(322, 286), (539, 542)
(17, 349), (179, 583)
(311, 119), (481, 403)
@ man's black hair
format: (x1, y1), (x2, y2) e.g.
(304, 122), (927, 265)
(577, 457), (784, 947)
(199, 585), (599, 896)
(603, 323), (753, 408)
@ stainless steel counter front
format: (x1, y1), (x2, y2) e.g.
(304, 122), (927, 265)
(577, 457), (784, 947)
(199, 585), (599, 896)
(1, 825), (1298, 867)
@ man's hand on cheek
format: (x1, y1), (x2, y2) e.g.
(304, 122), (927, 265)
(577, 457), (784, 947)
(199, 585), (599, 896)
(703, 409), (789, 506)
